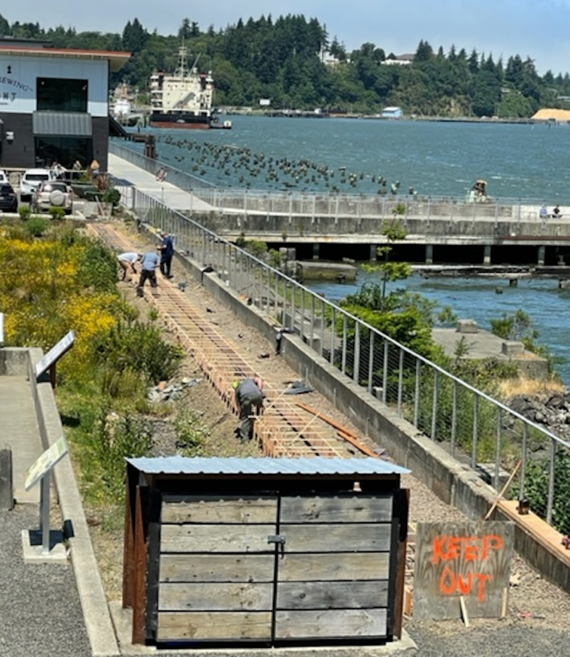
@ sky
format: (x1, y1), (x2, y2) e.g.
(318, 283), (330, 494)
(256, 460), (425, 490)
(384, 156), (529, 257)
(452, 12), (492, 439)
(3, 0), (570, 75)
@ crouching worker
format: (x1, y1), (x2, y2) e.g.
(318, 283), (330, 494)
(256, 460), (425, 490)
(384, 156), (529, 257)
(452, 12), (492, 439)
(118, 252), (141, 281)
(235, 377), (265, 441)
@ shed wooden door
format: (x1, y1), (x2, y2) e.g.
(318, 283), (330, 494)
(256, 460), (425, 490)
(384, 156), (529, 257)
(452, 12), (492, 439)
(154, 493), (393, 644)
(156, 495), (278, 643)
(275, 495), (393, 641)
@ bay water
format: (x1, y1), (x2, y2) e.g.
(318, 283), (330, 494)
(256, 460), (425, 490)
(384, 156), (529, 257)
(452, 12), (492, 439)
(131, 116), (570, 382)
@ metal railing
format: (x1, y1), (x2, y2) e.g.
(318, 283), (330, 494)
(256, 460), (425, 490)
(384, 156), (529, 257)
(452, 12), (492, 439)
(110, 140), (560, 225)
(125, 185), (570, 536)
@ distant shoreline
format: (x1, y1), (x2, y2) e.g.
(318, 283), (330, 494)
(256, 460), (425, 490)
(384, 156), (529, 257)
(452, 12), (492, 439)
(218, 109), (561, 126)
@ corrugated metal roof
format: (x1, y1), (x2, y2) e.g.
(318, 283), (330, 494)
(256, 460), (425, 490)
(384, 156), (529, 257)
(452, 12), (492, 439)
(126, 456), (410, 476)
(33, 111), (92, 136)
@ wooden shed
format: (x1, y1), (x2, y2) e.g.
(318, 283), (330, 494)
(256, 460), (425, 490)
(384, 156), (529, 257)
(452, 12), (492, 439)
(123, 456), (410, 648)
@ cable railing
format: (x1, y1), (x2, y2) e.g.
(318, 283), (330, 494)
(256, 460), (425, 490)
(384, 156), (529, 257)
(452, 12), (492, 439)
(124, 185), (570, 536)
(110, 140), (568, 227)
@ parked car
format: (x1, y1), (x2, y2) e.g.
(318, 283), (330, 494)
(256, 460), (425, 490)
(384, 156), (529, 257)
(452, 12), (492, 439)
(20, 168), (56, 201)
(0, 170), (8, 185)
(0, 183), (18, 212)
(31, 181), (74, 215)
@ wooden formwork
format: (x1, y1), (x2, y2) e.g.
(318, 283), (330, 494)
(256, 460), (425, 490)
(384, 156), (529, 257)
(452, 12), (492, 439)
(87, 223), (371, 459)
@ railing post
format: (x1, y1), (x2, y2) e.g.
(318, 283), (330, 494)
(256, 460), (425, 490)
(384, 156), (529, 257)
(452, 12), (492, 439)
(494, 408), (502, 490)
(330, 307), (336, 365)
(368, 331), (375, 394)
(397, 348), (404, 415)
(451, 381), (458, 457)
(471, 395), (480, 468)
(414, 360), (421, 428)
(431, 370), (438, 440)
(382, 341), (389, 404)
(547, 437), (556, 525)
(341, 314), (347, 376)
(353, 323), (361, 384)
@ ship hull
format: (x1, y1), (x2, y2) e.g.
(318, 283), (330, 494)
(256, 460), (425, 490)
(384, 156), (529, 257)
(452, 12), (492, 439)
(149, 112), (211, 129)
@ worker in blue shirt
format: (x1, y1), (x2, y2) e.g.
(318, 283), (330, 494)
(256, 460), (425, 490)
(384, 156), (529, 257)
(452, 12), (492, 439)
(158, 231), (174, 279)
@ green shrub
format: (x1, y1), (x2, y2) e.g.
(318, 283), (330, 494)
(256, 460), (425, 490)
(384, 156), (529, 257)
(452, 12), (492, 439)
(102, 187), (121, 206)
(23, 216), (50, 236)
(18, 206), (31, 221)
(173, 408), (210, 455)
(78, 406), (154, 501)
(49, 206), (66, 221)
(95, 320), (184, 384)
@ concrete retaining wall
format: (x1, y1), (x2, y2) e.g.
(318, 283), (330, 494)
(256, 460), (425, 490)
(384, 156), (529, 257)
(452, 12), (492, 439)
(170, 245), (570, 595)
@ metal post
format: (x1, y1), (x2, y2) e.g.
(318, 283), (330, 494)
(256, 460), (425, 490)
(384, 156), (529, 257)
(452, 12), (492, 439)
(368, 331), (375, 394)
(471, 395), (479, 468)
(547, 438), (556, 525)
(451, 381), (458, 457)
(341, 314), (347, 376)
(520, 423), (528, 500)
(431, 371), (438, 440)
(353, 323), (360, 384)
(397, 348), (404, 414)
(414, 360), (421, 428)
(40, 472), (51, 555)
(320, 298), (326, 358)
(382, 341), (389, 404)
(330, 307), (336, 365)
(494, 409), (502, 490)
(310, 294), (315, 348)
(300, 288), (306, 342)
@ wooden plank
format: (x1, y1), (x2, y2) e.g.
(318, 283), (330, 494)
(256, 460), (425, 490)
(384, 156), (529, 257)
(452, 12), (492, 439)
(157, 611), (272, 641)
(282, 523), (391, 552)
(280, 496), (393, 523)
(275, 609), (387, 639)
(277, 580), (388, 610)
(160, 554), (275, 583)
(161, 524), (274, 554)
(413, 521), (514, 620)
(278, 553), (389, 582)
(159, 582), (273, 611)
(162, 496), (277, 524)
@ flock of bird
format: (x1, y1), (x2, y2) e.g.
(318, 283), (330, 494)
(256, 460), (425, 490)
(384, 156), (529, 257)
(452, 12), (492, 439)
(157, 135), (415, 195)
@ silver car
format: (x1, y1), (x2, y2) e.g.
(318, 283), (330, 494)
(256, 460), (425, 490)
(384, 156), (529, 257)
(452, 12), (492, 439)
(31, 181), (74, 215)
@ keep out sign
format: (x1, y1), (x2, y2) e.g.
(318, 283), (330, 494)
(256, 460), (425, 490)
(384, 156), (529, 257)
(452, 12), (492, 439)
(413, 521), (514, 620)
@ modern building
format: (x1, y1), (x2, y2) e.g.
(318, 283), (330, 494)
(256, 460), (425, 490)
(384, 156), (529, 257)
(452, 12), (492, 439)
(0, 37), (130, 171)
(381, 106), (403, 118)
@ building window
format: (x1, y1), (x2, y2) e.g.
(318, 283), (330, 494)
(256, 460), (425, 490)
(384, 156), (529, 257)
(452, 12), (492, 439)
(37, 78), (88, 112)
(34, 136), (93, 169)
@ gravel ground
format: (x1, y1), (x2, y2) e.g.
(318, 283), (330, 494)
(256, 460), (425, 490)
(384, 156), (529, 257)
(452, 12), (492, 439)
(0, 506), (91, 657)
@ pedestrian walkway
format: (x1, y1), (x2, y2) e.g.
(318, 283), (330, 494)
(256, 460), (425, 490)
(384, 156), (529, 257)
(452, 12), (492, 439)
(108, 153), (214, 212)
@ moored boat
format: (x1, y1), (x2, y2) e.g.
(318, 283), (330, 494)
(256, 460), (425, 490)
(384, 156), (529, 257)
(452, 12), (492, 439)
(149, 46), (231, 130)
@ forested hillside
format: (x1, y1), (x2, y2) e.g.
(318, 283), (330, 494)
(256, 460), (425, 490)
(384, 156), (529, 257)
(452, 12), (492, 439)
(2, 13), (569, 118)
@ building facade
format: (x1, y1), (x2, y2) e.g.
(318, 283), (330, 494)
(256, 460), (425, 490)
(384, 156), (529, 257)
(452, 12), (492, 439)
(0, 38), (129, 171)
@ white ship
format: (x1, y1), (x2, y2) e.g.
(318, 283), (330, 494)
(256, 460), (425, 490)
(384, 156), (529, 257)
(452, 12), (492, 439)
(149, 46), (231, 130)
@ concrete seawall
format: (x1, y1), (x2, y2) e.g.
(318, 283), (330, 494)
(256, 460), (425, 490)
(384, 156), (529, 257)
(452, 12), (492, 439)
(169, 244), (570, 595)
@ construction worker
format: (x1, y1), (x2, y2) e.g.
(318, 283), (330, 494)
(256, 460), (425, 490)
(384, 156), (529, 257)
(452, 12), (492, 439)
(235, 377), (265, 441)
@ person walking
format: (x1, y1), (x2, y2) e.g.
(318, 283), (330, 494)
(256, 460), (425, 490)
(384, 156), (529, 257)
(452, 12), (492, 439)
(234, 377), (265, 441)
(137, 249), (160, 297)
(158, 231), (174, 279)
(117, 252), (141, 281)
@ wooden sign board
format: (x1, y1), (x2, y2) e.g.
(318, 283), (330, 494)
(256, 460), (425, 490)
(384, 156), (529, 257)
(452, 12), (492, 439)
(25, 435), (69, 491)
(413, 521), (514, 620)
(34, 330), (75, 379)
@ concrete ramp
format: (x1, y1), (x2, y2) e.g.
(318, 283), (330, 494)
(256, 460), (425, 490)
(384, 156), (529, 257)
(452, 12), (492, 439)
(0, 376), (42, 504)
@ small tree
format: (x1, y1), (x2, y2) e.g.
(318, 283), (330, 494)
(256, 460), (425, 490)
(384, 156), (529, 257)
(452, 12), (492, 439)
(362, 220), (411, 308)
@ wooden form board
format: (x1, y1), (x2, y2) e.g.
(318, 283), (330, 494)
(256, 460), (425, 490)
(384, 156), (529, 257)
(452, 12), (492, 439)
(155, 494), (395, 643)
(413, 521), (514, 620)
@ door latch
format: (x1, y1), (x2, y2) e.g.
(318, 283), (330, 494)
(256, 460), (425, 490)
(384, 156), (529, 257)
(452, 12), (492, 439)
(267, 534), (286, 555)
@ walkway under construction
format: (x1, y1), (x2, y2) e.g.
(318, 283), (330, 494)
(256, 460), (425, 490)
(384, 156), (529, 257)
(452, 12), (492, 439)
(88, 222), (378, 460)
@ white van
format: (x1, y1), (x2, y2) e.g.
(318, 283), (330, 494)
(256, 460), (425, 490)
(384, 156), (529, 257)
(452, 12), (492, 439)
(20, 168), (55, 200)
